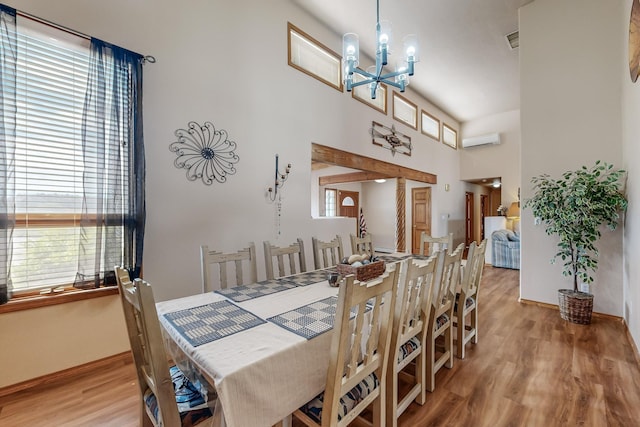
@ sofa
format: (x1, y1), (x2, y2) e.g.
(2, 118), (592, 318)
(491, 229), (520, 269)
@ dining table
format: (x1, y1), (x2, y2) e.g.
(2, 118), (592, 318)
(156, 254), (413, 427)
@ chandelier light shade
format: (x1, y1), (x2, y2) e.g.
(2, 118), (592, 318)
(343, 0), (419, 99)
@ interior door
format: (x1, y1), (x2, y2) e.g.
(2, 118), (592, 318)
(465, 191), (475, 246)
(411, 187), (431, 254)
(490, 187), (502, 214)
(480, 194), (489, 240)
(338, 190), (359, 235)
(338, 189), (359, 216)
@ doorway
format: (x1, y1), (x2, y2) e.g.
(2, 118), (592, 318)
(338, 190), (359, 234)
(465, 191), (475, 246)
(411, 187), (432, 255)
(312, 143), (437, 252)
(480, 194), (489, 240)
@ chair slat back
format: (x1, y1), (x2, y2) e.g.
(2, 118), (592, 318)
(432, 243), (464, 315)
(263, 238), (307, 279)
(323, 268), (398, 426)
(350, 233), (375, 256)
(418, 232), (454, 256)
(385, 255), (439, 426)
(394, 255), (438, 351)
(460, 241), (477, 296)
(115, 269), (181, 426)
(462, 239), (487, 297)
(312, 235), (345, 269)
(201, 242), (258, 292)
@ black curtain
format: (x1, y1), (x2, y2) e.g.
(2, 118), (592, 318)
(74, 38), (145, 289)
(0, 4), (16, 304)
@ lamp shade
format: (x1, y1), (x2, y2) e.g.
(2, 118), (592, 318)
(507, 202), (520, 218)
(402, 34), (419, 63)
(342, 33), (359, 65)
(378, 20), (392, 49)
(395, 62), (408, 86)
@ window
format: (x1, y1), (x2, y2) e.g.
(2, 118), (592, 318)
(442, 123), (458, 149)
(11, 20), (92, 292)
(421, 110), (440, 141)
(392, 92), (417, 129)
(352, 72), (387, 114)
(288, 22), (343, 92)
(1, 9), (145, 295)
(325, 189), (337, 217)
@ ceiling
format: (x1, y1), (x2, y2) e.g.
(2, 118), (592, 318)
(465, 177), (502, 188)
(292, 0), (534, 123)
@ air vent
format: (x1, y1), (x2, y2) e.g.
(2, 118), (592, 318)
(505, 30), (519, 49)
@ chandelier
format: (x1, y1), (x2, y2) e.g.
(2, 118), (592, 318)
(342, 0), (419, 99)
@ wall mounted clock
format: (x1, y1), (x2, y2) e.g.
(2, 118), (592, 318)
(630, 0), (640, 82)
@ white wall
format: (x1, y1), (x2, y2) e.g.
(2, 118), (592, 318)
(361, 180), (396, 252)
(520, 0), (625, 315)
(460, 110), (521, 209)
(429, 155), (464, 244)
(2, 0), (464, 386)
(0, 296), (129, 388)
(622, 0), (640, 353)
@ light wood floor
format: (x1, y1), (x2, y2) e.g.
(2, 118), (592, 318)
(2, 266), (640, 426)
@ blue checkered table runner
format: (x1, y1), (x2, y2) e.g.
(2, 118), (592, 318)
(282, 268), (336, 287)
(267, 296), (371, 340)
(267, 296), (339, 340)
(163, 300), (265, 346)
(406, 254), (432, 261)
(215, 279), (297, 302)
(375, 254), (413, 264)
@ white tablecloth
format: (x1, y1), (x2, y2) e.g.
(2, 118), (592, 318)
(156, 278), (340, 427)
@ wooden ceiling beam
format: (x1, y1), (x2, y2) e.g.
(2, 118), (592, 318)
(311, 142), (437, 184)
(319, 171), (390, 186)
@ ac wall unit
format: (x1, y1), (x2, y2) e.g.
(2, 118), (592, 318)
(461, 133), (501, 148)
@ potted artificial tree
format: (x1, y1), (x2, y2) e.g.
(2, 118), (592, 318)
(523, 161), (628, 324)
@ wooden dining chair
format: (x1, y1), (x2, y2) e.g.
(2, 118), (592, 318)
(263, 238), (307, 279)
(418, 232), (454, 256)
(455, 239), (488, 359)
(294, 267), (399, 427)
(200, 242), (258, 292)
(350, 233), (374, 256)
(115, 267), (214, 427)
(385, 254), (438, 427)
(312, 235), (345, 269)
(425, 242), (464, 392)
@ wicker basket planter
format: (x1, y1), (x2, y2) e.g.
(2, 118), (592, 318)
(336, 260), (385, 282)
(558, 289), (594, 325)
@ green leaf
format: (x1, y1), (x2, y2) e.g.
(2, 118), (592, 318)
(523, 161), (627, 287)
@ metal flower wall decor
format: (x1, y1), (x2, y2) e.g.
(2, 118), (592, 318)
(169, 121), (239, 185)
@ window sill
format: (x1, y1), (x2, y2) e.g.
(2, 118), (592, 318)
(0, 287), (119, 314)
